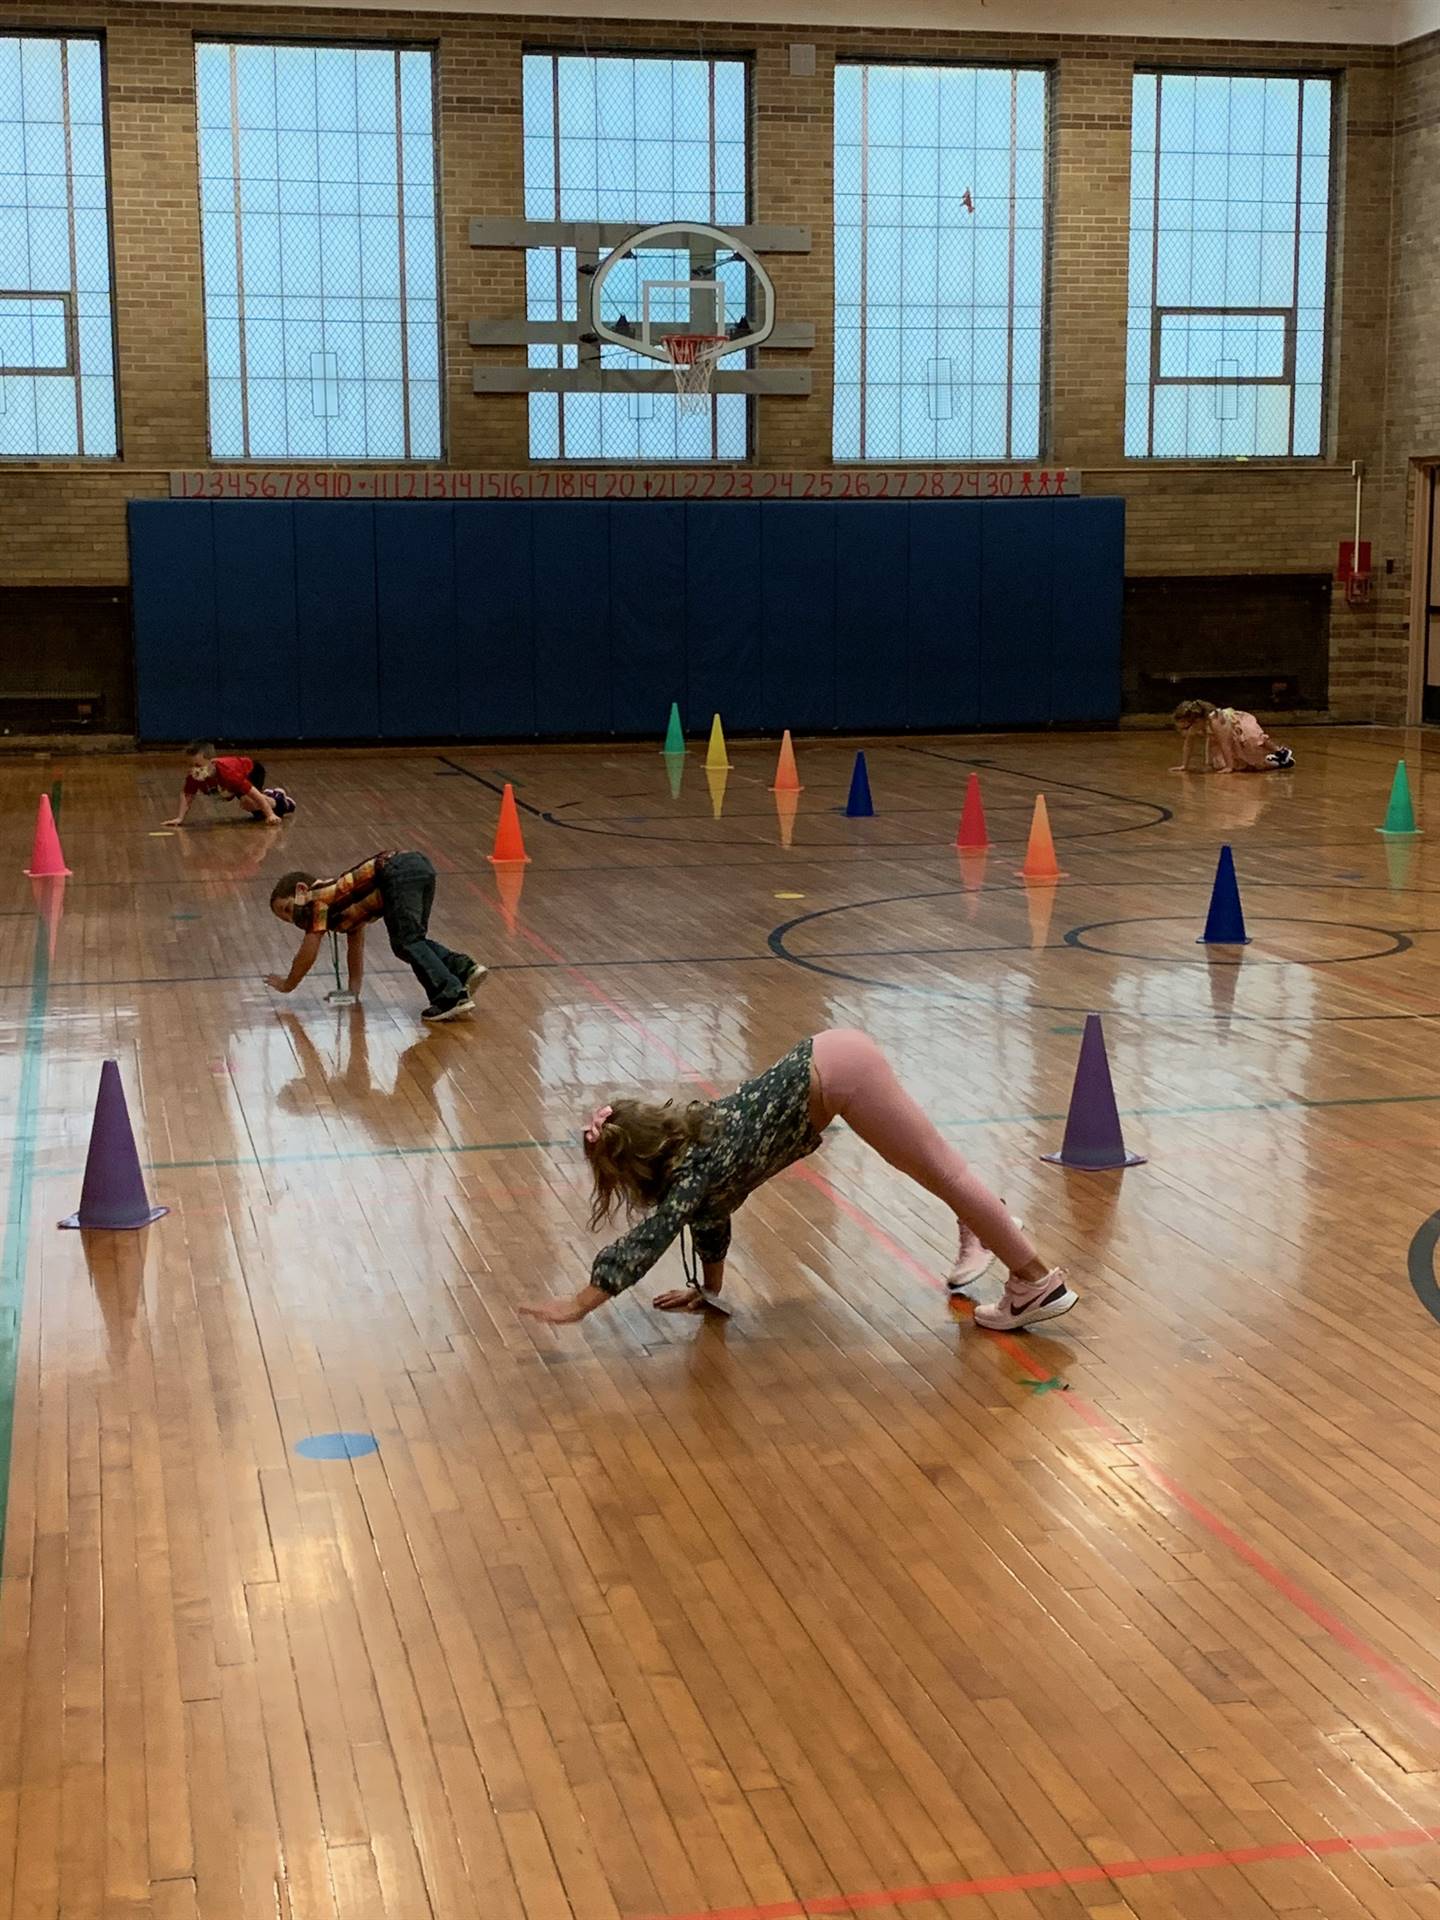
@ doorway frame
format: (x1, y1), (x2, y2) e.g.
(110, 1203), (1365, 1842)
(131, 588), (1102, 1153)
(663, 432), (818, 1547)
(1409, 457), (1440, 724)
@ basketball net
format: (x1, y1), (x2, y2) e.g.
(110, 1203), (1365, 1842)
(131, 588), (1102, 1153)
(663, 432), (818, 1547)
(662, 334), (726, 415)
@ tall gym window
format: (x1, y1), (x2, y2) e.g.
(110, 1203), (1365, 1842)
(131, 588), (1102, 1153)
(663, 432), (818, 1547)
(833, 62), (1048, 463)
(522, 51), (749, 462)
(196, 42), (441, 462)
(1127, 71), (1333, 459)
(0, 34), (118, 459)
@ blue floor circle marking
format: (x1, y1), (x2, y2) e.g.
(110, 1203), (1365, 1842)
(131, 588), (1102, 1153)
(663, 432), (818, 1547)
(295, 1431), (379, 1461)
(1408, 1212), (1440, 1327)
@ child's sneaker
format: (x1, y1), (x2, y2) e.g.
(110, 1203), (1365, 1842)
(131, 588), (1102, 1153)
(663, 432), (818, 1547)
(457, 957), (487, 992)
(1265, 747), (1295, 770)
(946, 1216), (1023, 1296)
(422, 993), (474, 1023)
(973, 1271), (1076, 1332)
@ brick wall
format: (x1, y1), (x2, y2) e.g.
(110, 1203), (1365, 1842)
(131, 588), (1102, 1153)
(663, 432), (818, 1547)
(1370, 31), (1440, 723)
(0, 3), (1405, 721)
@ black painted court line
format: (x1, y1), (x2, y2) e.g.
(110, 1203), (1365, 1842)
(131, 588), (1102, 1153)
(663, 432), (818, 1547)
(1409, 1212), (1440, 1327)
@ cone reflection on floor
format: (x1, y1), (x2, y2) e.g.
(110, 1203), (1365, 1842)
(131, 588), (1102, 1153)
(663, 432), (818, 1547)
(957, 847), (988, 914)
(771, 730), (802, 792)
(1384, 834), (1418, 893)
(663, 751), (685, 801)
(706, 714), (731, 771)
(25, 793), (71, 878)
(1042, 1014), (1146, 1171)
(488, 783), (530, 864)
(29, 874), (66, 963)
(774, 786), (799, 849)
(1205, 951), (1240, 1040)
(1016, 794), (1065, 880)
(59, 1060), (169, 1231)
(493, 861), (526, 934)
(956, 773), (989, 850)
(706, 766), (729, 819)
(662, 701), (685, 756)
(1023, 878), (1057, 950)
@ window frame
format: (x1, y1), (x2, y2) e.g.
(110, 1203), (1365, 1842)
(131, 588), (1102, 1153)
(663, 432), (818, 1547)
(192, 32), (446, 465)
(1127, 62), (1340, 465)
(831, 54), (1053, 467)
(0, 28), (122, 462)
(0, 291), (78, 377)
(521, 42), (757, 465)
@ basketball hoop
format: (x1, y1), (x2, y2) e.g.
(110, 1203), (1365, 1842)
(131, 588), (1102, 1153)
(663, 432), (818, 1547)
(662, 334), (726, 414)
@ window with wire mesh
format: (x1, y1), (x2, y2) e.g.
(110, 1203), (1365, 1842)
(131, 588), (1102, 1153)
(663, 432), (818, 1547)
(522, 51), (749, 462)
(196, 42), (441, 462)
(834, 63), (1047, 463)
(0, 34), (118, 459)
(1127, 71), (1333, 459)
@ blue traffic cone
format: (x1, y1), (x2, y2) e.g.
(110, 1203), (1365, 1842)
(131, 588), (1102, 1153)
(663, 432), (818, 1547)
(844, 752), (874, 818)
(1198, 845), (1250, 945)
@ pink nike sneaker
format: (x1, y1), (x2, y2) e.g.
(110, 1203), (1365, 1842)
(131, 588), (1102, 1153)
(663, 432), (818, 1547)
(973, 1271), (1077, 1332)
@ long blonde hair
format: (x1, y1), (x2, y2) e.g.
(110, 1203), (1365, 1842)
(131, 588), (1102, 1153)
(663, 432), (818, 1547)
(584, 1098), (714, 1229)
(1172, 698), (1216, 729)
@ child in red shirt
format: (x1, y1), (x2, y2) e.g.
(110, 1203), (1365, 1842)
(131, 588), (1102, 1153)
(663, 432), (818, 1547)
(164, 741), (296, 827)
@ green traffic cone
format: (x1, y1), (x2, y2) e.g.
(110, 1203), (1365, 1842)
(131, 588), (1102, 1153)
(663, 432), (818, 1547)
(1377, 759), (1422, 836)
(662, 702), (684, 756)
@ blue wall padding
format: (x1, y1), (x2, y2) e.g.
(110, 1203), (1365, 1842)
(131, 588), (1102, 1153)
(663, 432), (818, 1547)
(131, 496), (1124, 741)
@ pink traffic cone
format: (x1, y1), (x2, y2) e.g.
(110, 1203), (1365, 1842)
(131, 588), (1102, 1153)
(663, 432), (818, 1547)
(1041, 1014), (1145, 1171)
(25, 794), (71, 878)
(59, 1060), (169, 1230)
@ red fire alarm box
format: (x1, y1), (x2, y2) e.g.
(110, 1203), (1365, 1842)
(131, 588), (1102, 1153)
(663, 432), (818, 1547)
(1337, 539), (1371, 582)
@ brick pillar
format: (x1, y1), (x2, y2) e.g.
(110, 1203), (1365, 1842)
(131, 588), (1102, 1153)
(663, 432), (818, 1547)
(754, 38), (832, 468)
(105, 20), (208, 465)
(442, 20), (528, 468)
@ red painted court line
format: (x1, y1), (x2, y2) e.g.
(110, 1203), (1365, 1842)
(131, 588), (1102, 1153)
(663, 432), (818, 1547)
(632, 1822), (1440, 1920)
(479, 891), (1440, 1733)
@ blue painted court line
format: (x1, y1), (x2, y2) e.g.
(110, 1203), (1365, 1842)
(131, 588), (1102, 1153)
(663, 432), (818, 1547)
(0, 780), (59, 1560)
(294, 1432), (378, 1461)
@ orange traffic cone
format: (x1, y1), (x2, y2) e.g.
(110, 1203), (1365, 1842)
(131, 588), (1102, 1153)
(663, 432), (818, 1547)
(771, 730), (802, 792)
(1016, 794), (1066, 881)
(488, 784), (530, 864)
(24, 793), (71, 878)
(956, 773), (988, 850)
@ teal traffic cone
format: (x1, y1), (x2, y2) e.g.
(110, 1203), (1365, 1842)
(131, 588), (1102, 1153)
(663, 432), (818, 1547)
(662, 702), (685, 756)
(1377, 759), (1421, 837)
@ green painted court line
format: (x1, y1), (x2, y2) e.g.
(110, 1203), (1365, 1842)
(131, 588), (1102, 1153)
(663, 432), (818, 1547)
(28, 1087), (1440, 1188)
(935, 1088), (1440, 1131)
(38, 1136), (573, 1180)
(0, 780), (58, 1561)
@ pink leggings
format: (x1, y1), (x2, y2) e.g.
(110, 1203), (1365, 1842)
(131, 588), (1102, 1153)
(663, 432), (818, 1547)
(809, 1029), (1039, 1274)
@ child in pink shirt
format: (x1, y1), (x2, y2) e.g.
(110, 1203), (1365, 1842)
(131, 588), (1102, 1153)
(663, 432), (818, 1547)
(1172, 700), (1295, 773)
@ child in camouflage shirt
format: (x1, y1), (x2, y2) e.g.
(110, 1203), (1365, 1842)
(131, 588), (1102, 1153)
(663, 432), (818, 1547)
(522, 1028), (1072, 1332)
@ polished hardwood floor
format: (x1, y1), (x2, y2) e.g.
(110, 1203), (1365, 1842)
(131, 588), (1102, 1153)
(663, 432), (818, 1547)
(2, 726), (1439, 1920)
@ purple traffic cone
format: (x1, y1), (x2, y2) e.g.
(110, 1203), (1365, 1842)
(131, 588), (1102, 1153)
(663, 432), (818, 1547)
(1042, 1014), (1146, 1171)
(59, 1060), (169, 1230)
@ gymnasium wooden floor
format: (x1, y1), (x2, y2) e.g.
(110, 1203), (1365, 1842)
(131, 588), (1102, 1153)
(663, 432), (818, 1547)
(3, 726), (1440, 1920)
